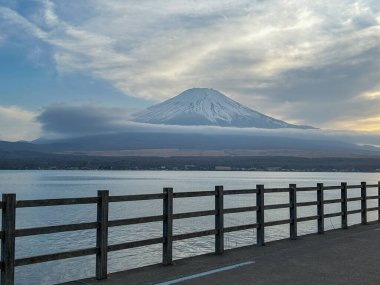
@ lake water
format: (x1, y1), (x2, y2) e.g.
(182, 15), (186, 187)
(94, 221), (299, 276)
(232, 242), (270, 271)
(0, 170), (379, 284)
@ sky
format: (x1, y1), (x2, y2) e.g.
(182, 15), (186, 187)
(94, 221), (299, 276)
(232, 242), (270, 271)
(1, 0), (380, 142)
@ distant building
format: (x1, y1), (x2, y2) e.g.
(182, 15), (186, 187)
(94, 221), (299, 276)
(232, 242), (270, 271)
(184, 165), (196, 170)
(267, 167), (282, 171)
(215, 166), (232, 171)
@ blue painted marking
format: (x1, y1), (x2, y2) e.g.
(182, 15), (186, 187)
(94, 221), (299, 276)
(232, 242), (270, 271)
(156, 260), (255, 285)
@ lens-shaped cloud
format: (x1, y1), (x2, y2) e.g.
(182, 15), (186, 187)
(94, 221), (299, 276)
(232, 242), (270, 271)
(36, 104), (380, 148)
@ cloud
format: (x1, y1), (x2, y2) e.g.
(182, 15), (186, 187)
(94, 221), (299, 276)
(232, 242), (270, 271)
(0, 6), (47, 40)
(36, 104), (380, 147)
(37, 104), (136, 137)
(1, 1), (380, 129)
(0, 106), (42, 141)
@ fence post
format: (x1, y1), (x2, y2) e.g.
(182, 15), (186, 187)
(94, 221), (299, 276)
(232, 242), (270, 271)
(378, 181), (380, 222)
(215, 186), (224, 255)
(317, 183), (324, 234)
(256, 185), (265, 246)
(361, 182), (367, 225)
(163, 187), (173, 265)
(96, 190), (109, 280)
(341, 182), (348, 229)
(1, 194), (16, 285)
(289, 184), (297, 240)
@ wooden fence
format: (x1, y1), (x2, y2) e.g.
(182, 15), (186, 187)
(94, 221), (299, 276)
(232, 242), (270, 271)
(1, 182), (380, 285)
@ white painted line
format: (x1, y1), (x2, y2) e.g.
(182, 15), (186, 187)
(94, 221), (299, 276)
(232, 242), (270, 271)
(374, 228), (380, 231)
(156, 260), (255, 285)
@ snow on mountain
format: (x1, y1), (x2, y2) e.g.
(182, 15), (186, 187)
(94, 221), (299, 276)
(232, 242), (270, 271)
(132, 88), (314, 129)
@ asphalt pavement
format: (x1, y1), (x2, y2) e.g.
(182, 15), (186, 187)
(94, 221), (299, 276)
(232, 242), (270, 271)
(66, 222), (380, 285)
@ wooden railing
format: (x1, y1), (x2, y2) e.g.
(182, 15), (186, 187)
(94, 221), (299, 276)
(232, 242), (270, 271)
(1, 181), (380, 284)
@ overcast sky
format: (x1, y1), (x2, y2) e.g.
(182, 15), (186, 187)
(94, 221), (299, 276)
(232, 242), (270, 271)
(1, 0), (380, 141)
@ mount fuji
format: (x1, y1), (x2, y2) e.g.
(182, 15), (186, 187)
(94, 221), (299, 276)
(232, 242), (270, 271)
(132, 88), (314, 129)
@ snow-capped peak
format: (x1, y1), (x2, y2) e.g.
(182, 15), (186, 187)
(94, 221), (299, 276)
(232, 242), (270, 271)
(132, 88), (313, 129)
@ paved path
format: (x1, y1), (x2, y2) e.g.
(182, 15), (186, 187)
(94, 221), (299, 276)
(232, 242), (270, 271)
(66, 222), (380, 285)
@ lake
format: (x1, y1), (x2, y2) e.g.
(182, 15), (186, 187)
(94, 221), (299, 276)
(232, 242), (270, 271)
(0, 170), (379, 284)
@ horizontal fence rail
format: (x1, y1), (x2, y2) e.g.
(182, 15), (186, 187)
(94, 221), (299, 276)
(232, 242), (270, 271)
(1, 181), (380, 284)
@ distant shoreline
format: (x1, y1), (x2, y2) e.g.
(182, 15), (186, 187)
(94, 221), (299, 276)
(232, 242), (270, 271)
(1, 153), (380, 172)
(2, 170), (380, 174)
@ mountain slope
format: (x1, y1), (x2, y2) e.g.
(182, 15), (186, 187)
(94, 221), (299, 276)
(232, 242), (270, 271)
(133, 88), (314, 129)
(13, 131), (378, 157)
